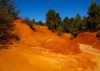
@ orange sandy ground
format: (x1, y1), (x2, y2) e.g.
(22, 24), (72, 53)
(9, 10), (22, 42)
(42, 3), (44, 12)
(0, 19), (100, 71)
(71, 32), (100, 50)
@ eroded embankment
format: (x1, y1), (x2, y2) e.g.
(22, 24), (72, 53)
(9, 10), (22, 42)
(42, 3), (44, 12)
(0, 19), (99, 71)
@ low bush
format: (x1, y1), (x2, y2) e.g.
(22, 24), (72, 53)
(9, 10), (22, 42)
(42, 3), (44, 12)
(70, 29), (78, 39)
(23, 17), (35, 31)
(57, 26), (63, 36)
(96, 31), (100, 39)
(0, 0), (19, 49)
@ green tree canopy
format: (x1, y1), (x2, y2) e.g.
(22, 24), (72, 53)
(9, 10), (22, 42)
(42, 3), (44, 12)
(0, 0), (19, 48)
(46, 9), (61, 31)
(37, 20), (44, 26)
(0, 0), (19, 19)
(87, 0), (100, 31)
(73, 13), (82, 31)
(62, 17), (69, 32)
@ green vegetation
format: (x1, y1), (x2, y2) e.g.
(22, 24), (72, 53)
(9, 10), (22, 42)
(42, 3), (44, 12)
(36, 20), (44, 26)
(96, 31), (100, 39)
(0, 0), (19, 48)
(45, 1), (100, 38)
(87, 1), (100, 31)
(23, 17), (35, 31)
(46, 9), (63, 35)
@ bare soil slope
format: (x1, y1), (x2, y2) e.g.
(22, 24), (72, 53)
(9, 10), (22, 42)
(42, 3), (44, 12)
(72, 32), (100, 50)
(14, 19), (80, 54)
(0, 19), (99, 71)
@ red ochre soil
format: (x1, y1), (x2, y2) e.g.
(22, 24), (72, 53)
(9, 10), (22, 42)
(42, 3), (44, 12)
(71, 32), (100, 50)
(0, 19), (99, 71)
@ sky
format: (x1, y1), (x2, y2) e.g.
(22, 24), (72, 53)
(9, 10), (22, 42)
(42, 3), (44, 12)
(15, 0), (100, 22)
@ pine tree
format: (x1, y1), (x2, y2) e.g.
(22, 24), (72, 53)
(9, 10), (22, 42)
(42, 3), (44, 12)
(74, 13), (82, 31)
(62, 17), (69, 32)
(0, 0), (19, 19)
(87, 0), (100, 31)
(46, 9), (61, 31)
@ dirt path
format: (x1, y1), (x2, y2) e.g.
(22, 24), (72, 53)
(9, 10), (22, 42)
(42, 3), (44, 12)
(0, 45), (95, 71)
(78, 43), (100, 56)
(78, 43), (100, 71)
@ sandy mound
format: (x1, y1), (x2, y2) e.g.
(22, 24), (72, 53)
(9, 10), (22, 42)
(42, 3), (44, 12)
(72, 32), (100, 50)
(72, 32), (97, 45)
(13, 19), (80, 54)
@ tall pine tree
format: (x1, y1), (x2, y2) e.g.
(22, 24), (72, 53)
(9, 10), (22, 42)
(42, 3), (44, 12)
(87, 0), (100, 31)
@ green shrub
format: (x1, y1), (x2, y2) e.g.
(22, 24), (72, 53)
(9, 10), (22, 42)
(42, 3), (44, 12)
(0, 0), (19, 48)
(36, 21), (44, 26)
(23, 17), (35, 31)
(57, 25), (63, 36)
(0, 12), (14, 42)
(97, 23), (100, 30)
(96, 31), (100, 39)
(70, 29), (78, 39)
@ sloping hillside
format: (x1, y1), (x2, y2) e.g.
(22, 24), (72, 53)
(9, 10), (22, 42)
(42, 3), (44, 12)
(72, 32), (97, 45)
(0, 19), (99, 71)
(14, 19), (80, 54)
(72, 32), (100, 50)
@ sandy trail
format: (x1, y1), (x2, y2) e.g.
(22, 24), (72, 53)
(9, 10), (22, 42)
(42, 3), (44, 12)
(0, 45), (96, 71)
(78, 43), (100, 71)
(78, 43), (100, 56)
